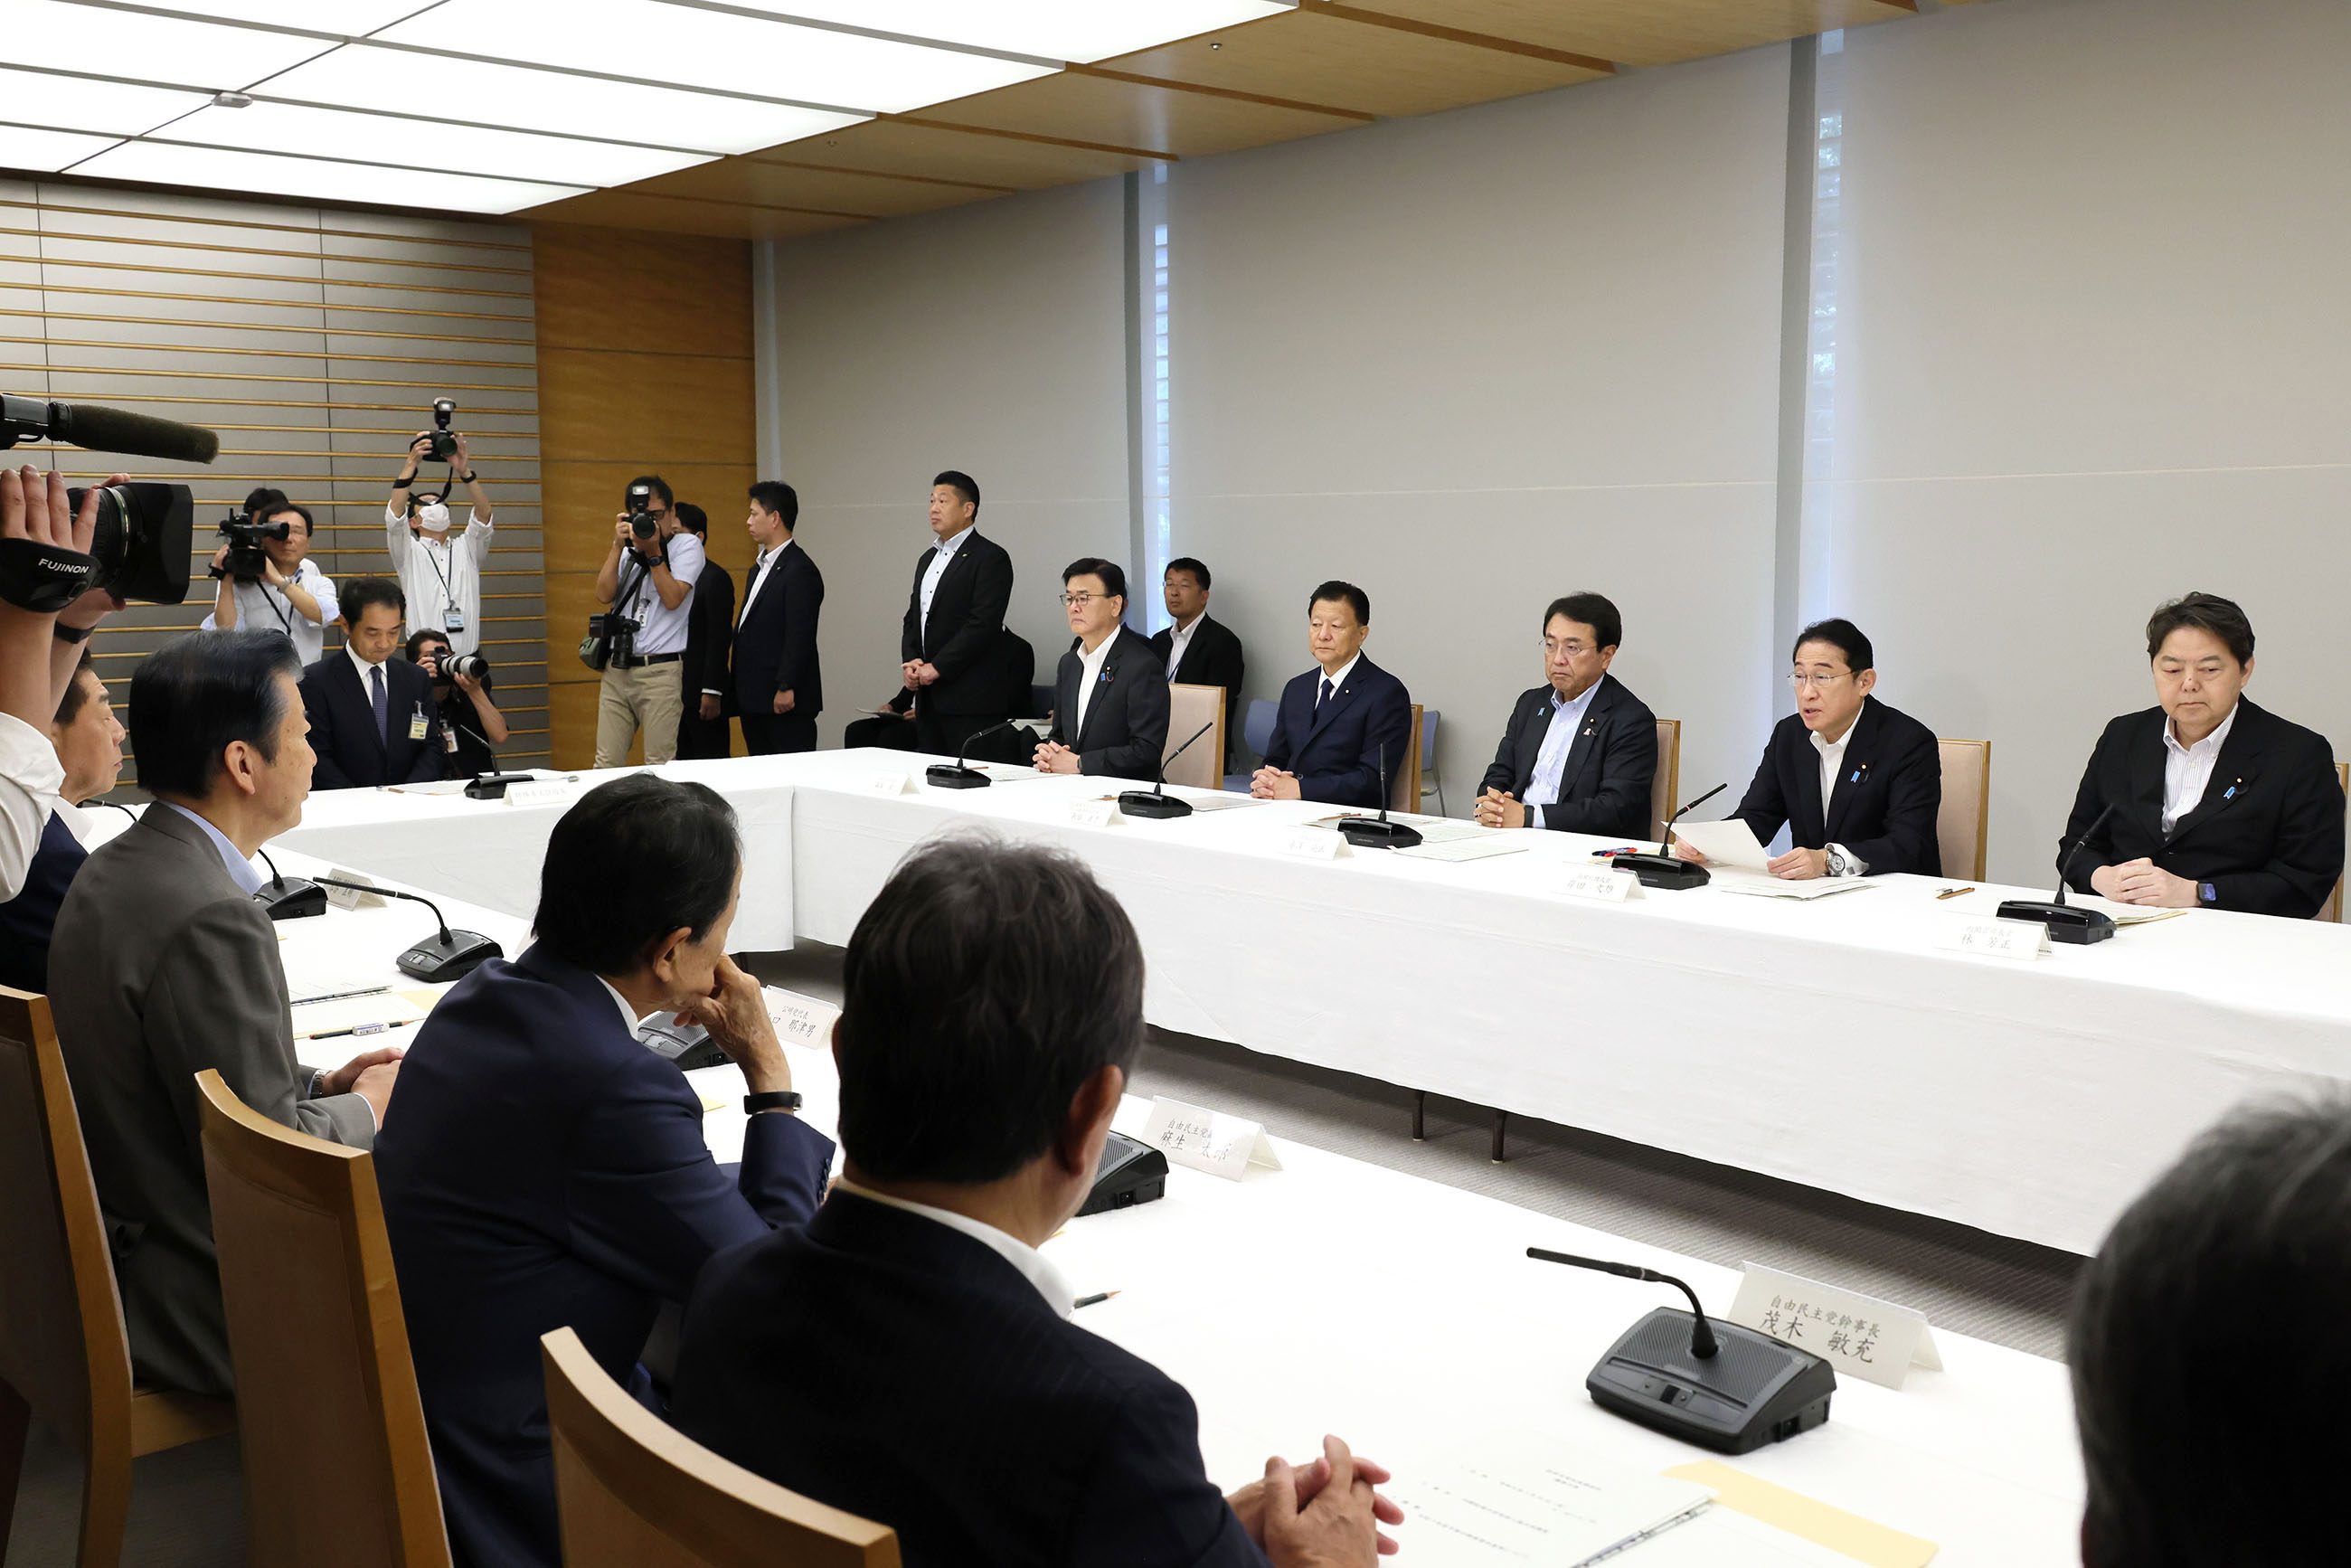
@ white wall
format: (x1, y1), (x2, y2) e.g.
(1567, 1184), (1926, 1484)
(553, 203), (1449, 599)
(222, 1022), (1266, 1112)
(1819, 0), (2351, 884)
(765, 177), (1128, 742)
(1166, 44), (1791, 808)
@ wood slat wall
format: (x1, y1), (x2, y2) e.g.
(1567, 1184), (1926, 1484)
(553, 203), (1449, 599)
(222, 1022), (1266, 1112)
(0, 178), (550, 785)
(531, 223), (759, 770)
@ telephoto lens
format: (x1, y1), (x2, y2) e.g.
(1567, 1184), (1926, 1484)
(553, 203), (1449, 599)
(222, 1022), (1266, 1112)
(446, 653), (489, 681)
(69, 483), (195, 604)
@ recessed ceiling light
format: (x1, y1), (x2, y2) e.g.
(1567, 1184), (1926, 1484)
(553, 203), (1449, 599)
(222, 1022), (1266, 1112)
(151, 0), (448, 29)
(0, 124), (121, 173)
(8, 0), (332, 91)
(74, 140), (586, 213)
(164, 99), (713, 187)
(0, 65), (211, 137)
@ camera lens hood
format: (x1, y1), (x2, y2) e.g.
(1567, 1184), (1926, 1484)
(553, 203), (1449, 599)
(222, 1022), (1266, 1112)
(0, 536), (99, 612)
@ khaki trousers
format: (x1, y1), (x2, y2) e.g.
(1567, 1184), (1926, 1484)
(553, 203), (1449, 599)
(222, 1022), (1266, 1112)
(595, 659), (685, 767)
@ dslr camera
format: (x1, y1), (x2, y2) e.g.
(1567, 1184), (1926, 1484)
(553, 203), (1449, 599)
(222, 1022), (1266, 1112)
(424, 398), (460, 465)
(0, 482), (194, 611)
(215, 502), (290, 582)
(625, 479), (661, 544)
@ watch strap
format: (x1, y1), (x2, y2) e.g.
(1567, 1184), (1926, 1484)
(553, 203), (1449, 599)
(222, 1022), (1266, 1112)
(52, 619), (95, 644)
(743, 1090), (802, 1114)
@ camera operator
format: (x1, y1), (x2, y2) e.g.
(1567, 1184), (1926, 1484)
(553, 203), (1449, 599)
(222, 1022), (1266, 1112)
(0, 652), (127, 992)
(388, 426), (494, 657)
(592, 474), (703, 769)
(406, 628), (506, 779)
(0, 463), (127, 902)
(200, 487), (335, 663)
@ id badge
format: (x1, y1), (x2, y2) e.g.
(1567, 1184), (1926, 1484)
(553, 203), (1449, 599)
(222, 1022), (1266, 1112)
(442, 605), (467, 634)
(409, 706), (430, 742)
(442, 717), (459, 754)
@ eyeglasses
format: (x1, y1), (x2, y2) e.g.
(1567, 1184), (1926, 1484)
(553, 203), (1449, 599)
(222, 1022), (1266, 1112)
(1542, 639), (1595, 658)
(1787, 670), (1852, 689)
(1060, 592), (1105, 609)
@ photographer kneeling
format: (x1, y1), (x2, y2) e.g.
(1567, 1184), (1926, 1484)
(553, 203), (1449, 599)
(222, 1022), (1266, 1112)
(201, 486), (334, 663)
(406, 629), (507, 779)
(373, 773), (831, 1568)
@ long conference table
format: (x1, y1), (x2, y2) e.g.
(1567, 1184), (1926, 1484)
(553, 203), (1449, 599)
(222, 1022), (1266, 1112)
(280, 749), (2351, 1259)
(263, 844), (2082, 1566)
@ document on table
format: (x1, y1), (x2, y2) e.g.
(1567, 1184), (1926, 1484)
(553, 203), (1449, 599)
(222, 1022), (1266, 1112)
(1610, 1505), (1875, 1566)
(1711, 873), (1876, 902)
(289, 991), (430, 1039)
(1378, 1441), (1712, 1564)
(1671, 817), (1770, 870)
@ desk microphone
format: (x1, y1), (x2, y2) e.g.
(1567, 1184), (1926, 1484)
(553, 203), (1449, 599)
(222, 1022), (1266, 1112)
(1610, 781), (1727, 891)
(1119, 719), (1216, 819)
(252, 847), (327, 921)
(1996, 802), (2118, 944)
(312, 876), (504, 983)
(1336, 739), (1421, 849)
(926, 718), (1019, 789)
(1527, 1246), (1835, 1454)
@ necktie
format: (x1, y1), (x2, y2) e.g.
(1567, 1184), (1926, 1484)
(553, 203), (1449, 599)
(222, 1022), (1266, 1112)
(370, 663), (388, 744)
(1316, 677), (1334, 718)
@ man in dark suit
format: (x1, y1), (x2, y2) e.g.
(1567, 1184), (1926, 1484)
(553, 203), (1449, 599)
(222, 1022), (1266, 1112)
(1681, 618), (1941, 879)
(375, 775), (834, 1568)
(732, 479), (825, 756)
(49, 633), (396, 1397)
(1251, 581), (1412, 810)
(2061, 592), (2342, 917)
(1149, 556), (1245, 763)
(901, 469), (1015, 757)
(672, 503), (736, 760)
(1034, 558), (1169, 779)
(1474, 592), (1657, 839)
(298, 576), (444, 789)
(672, 837), (1396, 1567)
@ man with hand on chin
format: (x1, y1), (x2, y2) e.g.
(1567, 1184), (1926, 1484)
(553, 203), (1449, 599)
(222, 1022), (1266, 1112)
(1034, 557), (1169, 778)
(2061, 592), (2341, 917)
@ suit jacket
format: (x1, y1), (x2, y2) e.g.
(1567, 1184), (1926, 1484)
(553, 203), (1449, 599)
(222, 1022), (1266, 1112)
(1480, 674), (1658, 840)
(47, 804), (374, 1398)
(1261, 655), (1412, 810)
(672, 1194), (1266, 1568)
(2061, 698), (2345, 918)
(1726, 697), (1943, 876)
(299, 652), (445, 789)
(1149, 614), (1246, 752)
(901, 530), (1015, 716)
(374, 945), (836, 1568)
(1049, 627), (1170, 779)
(682, 553), (736, 715)
(732, 537), (825, 718)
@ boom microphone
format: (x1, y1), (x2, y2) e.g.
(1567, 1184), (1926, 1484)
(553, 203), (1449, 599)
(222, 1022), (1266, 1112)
(1, 395), (221, 464)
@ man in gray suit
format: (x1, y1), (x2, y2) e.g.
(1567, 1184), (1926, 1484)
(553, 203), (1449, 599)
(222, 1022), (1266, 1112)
(50, 631), (399, 1397)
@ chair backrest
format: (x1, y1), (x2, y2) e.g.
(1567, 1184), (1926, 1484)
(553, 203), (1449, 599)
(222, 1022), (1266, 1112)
(1391, 705), (1424, 813)
(1242, 697), (1277, 760)
(1651, 719), (1682, 842)
(1937, 739), (1992, 883)
(1026, 683), (1054, 723)
(2322, 761), (2349, 923)
(542, 1327), (902, 1568)
(0, 987), (127, 1464)
(1164, 684), (1225, 789)
(194, 1070), (450, 1568)
(1419, 709), (1440, 771)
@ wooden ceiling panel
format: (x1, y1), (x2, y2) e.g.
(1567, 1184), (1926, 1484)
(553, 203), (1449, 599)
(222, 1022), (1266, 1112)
(1104, 7), (1610, 120)
(911, 69), (1368, 162)
(522, 190), (866, 242)
(1321, 0), (1917, 70)
(757, 118), (1147, 190)
(622, 158), (1005, 220)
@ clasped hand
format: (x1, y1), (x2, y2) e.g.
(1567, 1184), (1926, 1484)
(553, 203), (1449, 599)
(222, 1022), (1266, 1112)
(1224, 1434), (1402, 1564)
(2093, 857), (2197, 907)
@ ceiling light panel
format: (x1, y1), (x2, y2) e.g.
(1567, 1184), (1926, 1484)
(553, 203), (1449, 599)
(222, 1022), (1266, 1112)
(736, 1), (1292, 65)
(373, 0), (1055, 114)
(0, 66), (211, 137)
(165, 100), (713, 187)
(73, 140), (585, 213)
(0, 125), (121, 173)
(8, 0), (332, 91)
(151, 0), (445, 31)
(262, 45), (866, 155)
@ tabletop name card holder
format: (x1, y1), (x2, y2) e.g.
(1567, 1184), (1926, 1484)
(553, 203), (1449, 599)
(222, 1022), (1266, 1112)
(1936, 916), (2052, 961)
(864, 769), (912, 797)
(502, 779), (574, 808)
(322, 867), (387, 911)
(1066, 798), (1120, 829)
(761, 987), (838, 1048)
(1728, 1262), (1940, 1392)
(1279, 826), (1345, 861)
(1561, 863), (1639, 902)
(1140, 1096), (1283, 1182)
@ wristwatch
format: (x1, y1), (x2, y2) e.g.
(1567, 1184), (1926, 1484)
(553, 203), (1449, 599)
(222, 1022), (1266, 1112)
(2198, 882), (2219, 907)
(743, 1090), (803, 1115)
(52, 620), (94, 644)
(1826, 848), (1849, 878)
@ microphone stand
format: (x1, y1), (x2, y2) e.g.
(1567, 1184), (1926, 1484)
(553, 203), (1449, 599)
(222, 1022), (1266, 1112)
(1611, 781), (1728, 890)
(1119, 719), (1217, 819)
(926, 718), (1019, 789)
(1996, 802), (2119, 944)
(1336, 741), (1422, 849)
(252, 846), (327, 921)
(311, 876), (505, 982)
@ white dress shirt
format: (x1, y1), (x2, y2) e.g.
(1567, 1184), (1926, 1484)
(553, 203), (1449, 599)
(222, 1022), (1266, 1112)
(739, 537), (796, 623)
(1808, 723), (1866, 876)
(918, 524), (973, 633)
(0, 712), (66, 902)
(618, 529), (705, 658)
(1071, 631), (1118, 739)
(1526, 680), (1603, 829)
(1163, 613), (1203, 681)
(160, 802), (265, 896)
(596, 978), (645, 1040)
(2162, 701), (2239, 834)
(1312, 653), (1361, 714)
(385, 508), (494, 656)
(834, 1179), (1074, 1318)
(200, 558), (335, 664)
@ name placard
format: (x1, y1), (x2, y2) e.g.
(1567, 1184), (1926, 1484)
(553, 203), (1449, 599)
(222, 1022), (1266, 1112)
(322, 867), (385, 911)
(1066, 798), (1120, 829)
(1727, 1262), (1941, 1392)
(1560, 864), (1638, 902)
(502, 779), (574, 808)
(761, 986), (838, 1050)
(1140, 1096), (1284, 1182)
(863, 770), (911, 798)
(1279, 827), (1345, 861)
(1936, 916), (2050, 961)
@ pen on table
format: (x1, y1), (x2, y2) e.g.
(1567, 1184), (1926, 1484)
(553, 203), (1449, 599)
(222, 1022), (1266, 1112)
(310, 1022), (390, 1042)
(1073, 1290), (1119, 1309)
(291, 985), (392, 1006)
(1934, 886), (1977, 900)
(1590, 846), (1640, 858)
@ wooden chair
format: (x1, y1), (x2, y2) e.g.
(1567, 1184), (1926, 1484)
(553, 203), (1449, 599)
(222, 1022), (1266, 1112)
(542, 1327), (901, 1568)
(2322, 761), (2349, 923)
(193, 1070), (449, 1568)
(1937, 739), (1992, 883)
(1163, 684), (1225, 789)
(1650, 718), (1683, 842)
(0, 988), (236, 1568)
(1389, 704), (1425, 814)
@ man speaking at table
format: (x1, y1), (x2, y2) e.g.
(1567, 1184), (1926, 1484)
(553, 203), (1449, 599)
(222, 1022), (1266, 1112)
(1473, 592), (1657, 838)
(1678, 618), (1941, 879)
(50, 632), (398, 1397)
(1034, 558), (1168, 778)
(673, 836), (1397, 1566)
(901, 470), (1015, 758)
(1251, 581), (1412, 809)
(300, 577), (445, 789)
(2058, 591), (2342, 917)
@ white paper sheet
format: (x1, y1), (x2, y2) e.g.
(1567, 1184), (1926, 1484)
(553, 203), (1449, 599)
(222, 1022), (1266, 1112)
(1613, 1505), (1869, 1566)
(1379, 1442), (1713, 1565)
(1671, 817), (1771, 870)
